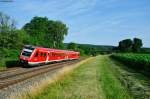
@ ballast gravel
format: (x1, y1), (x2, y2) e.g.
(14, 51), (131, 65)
(0, 67), (64, 99)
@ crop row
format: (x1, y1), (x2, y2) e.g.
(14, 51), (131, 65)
(111, 53), (150, 75)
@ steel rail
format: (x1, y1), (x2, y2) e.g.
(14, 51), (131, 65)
(0, 59), (81, 89)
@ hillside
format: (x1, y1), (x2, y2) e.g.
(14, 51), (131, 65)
(64, 43), (115, 51)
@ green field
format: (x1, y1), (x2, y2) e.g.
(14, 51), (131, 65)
(26, 55), (132, 99)
(111, 53), (150, 75)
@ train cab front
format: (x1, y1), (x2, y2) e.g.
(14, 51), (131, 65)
(19, 46), (34, 66)
(19, 56), (29, 65)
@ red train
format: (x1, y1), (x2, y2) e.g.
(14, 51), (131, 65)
(19, 45), (80, 66)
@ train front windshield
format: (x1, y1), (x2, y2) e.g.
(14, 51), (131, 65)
(22, 51), (32, 57)
(21, 47), (34, 57)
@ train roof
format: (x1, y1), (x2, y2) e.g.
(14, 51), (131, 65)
(24, 45), (79, 54)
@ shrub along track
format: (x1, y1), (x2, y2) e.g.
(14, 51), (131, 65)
(0, 59), (83, 89)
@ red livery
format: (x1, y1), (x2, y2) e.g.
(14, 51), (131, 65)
(19, 45), (80, 66)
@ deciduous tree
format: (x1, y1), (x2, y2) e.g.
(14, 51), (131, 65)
(0, 12), (19, 49)
(118, 39), (133, 52)
(23, 16), (68, 48)
(132, 38), (143, 52)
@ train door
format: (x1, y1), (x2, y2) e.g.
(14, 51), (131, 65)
(39, 51), (45, 62)
(54, 52), (59, 61)
(57, 53), (61, 60)
(32, 50), (39, 62)
(43, 52), (47, 62)
(55, 52), (59, 60)
(39, 51), (43, 62)
(51, 52), (55, 61)
(46, 52), (49, 63)
(48, 52), (52, 61)
(62, 53), (65, 60)
(65, 53), (68, 60)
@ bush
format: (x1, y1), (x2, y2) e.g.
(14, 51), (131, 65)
(0, 48), (20, 68)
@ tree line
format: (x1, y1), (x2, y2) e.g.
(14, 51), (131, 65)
(117, 38), (143, 52)
(66, 42), (114, 56)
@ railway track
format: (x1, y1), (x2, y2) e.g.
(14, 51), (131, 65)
(0, 59), (81, 89)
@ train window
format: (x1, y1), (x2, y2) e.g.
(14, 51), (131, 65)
(52, 53), (54, 56)
(58, 53), (60, 56)
(54, 53), (57, 56)
(61, 53), (65, 56)
(56, 53), (59, 56)
(40, 52), (43, 57)
(35, 52), (38, 57)
(44, 53), (47, 57)
(52, 53), (56, 56)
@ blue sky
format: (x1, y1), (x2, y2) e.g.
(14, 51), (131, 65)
(0, 0), (150, 47)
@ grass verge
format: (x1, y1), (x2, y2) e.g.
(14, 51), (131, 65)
(97, 56), (132, 99)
